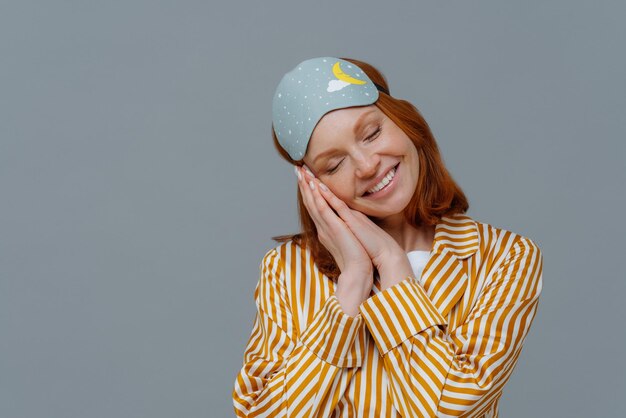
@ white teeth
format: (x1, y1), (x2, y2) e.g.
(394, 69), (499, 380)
(366, 166), (396, 195)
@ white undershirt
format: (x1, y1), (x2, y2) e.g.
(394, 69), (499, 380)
(406, 250), (432, 281)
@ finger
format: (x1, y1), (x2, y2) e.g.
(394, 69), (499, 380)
(300, 167), (336, 214)
(306, 180), (357, 238)
(300, 167), (330, 215)
(297, 166), (316, 213)
(300, 168), (352, 236)
(302, 164), (316, 178)
(314, 178), (359, 224)
(297, 166), (325, 227)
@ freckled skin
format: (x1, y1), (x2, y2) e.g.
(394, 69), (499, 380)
(303, 104), (420, 224)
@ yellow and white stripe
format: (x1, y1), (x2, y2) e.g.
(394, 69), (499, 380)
(233, 213), (543, 417)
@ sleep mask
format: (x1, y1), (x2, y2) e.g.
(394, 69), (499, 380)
(272, 56), (386, 160)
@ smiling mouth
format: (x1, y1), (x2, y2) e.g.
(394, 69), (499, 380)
(363, 163), (400, 196)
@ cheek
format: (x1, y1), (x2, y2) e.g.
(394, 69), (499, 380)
(326, 181), (354, 202)
(331, 188), (350, 202)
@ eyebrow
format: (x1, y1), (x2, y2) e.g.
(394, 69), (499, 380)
(311, 109), (378, 165)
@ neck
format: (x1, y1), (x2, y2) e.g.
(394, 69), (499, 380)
(371, 212), (436, 252)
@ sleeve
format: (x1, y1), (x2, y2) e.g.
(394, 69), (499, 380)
(232, 248), (369, 417)
(358, 236), (544, 418)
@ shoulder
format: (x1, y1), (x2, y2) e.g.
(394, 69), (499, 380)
(435, 213), (541, 261)
(259, 239), (310, 271)
(450, 213), (543, 256)
(256, 239), (312, 298)
(467, 216), (543, 290)
(445, 213), (542, 279)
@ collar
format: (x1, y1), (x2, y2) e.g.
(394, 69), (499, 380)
(431, 213), (480, 260)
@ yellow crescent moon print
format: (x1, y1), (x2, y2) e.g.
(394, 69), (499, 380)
(332, 62), (366, 85)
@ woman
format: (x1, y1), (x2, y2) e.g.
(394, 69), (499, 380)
(232, 56), (543, 418)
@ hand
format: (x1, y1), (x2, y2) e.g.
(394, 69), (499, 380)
(295, 165), (373, 304)
(300, 164), (414, 291)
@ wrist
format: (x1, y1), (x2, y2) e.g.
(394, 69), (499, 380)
(379, 275), (410, 292)
(335, 273), (371, 317)
(333, 295), (360, 317)
(377, 255), (414, 291)
(337, 271), (371, 297)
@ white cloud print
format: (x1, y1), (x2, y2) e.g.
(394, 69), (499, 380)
(327, 79), (350, 92)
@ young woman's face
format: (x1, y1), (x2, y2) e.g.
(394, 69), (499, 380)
(302, 105), (420, 220)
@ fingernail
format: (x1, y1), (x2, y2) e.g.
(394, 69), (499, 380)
(304, 165), (314, 177)
(309, 180), (315, 190)
(319, 182), (328, 191)
(294, 166), (302, 180)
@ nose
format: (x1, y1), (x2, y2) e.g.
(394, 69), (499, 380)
(354, 151), (380, 179)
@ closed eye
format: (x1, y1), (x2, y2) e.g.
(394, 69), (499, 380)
(366, 127), (381, 141)
(325, 126), (382, 174)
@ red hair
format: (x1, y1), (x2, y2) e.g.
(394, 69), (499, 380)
(270, 57), (469, 281)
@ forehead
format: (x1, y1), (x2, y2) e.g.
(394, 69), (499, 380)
(308, 105), (380, 148)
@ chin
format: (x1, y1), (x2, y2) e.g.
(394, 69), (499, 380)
(359, 203), (407, 220)
(359, 193), (412, 218)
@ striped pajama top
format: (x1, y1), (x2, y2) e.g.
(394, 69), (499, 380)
(232, 213), (544, 417)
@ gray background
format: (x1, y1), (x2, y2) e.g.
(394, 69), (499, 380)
(1, 1), (624, 417)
